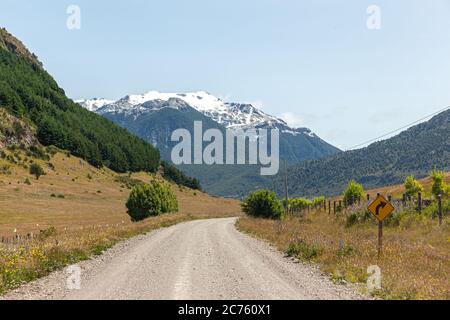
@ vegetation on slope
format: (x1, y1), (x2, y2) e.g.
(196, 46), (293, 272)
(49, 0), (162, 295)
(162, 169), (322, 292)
(0, 28), (160, 173)
(161, 161), (201, 190)
(279, 109), (450, 197)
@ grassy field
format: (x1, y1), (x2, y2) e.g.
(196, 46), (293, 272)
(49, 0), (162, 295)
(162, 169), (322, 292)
(0, 148), (241, 293)
(0, 151), (240, 237)
(237, 178), (450, 300)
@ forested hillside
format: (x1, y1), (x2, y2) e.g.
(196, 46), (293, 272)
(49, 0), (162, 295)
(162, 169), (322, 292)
(0, 28), (160, 173)
(279, 109), (450, 197)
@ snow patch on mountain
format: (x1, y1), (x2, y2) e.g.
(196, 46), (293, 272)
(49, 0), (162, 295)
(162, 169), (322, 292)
(75, 98), (115, 112)
(76, 91), (315, 136)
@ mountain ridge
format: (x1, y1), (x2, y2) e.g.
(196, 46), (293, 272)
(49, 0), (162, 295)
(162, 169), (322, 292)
(77, 91), (341, 196)
(77, 91), (328, 140)
(276, 108), (450, 197)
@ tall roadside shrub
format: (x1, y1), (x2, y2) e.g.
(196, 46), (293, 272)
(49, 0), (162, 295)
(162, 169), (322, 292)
(312, 196), (325, 207)
(404, 175), (423, 197)
(343, 180), (364, 205)
(126, 180), (178, 222)
(430, 170), (449, 198)
(241, 189), (283, 219)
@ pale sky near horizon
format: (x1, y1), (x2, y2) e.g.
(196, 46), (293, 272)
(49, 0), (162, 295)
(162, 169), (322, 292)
(1, 0), (450, 150)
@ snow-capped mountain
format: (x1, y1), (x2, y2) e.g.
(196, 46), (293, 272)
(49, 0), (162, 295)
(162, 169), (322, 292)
(76, 91), (340, 196)
(77, 91), (311, 135)
(75, 98), (115, 112)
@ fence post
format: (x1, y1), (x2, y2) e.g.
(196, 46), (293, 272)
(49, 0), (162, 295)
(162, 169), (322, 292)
(438, 194), (443, 226)
(367, 194), (370, 202)
(333, 201), (336, 214)
(388, 195), (392, 203)
(418, 192), (422, 212)
(328, 200), (331, 214)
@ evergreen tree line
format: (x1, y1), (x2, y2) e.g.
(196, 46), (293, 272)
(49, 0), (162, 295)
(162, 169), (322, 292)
(0, 47), (160, 173)
(161, 161), (201, 190)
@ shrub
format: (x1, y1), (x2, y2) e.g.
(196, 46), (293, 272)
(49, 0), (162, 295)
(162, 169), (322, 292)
(46, 145), (59, 156)
(430, 169), (449, 198)
(288, 198), (312, 211)
(126, 180), (178, 221)
(114, 175), (143, 189)
(27, 145), (50, 161)
(24, 177), (31, 185)
(157, 182), (179, 214)
(312, 196), (325, 207)
(345, 210), (372, 227)
(337, 243), (355, 258)
(286, 238), (323, 261)
(421, 199), (450, 219)
(0, 163), (11, 174)
(47, 162), (55, 171)
(241, 189), (283, 219)
(404, 175), (423, 197)
(343, 180), (364, 205)
(29, 163), (45, 180)
(39, 226), (56, 240)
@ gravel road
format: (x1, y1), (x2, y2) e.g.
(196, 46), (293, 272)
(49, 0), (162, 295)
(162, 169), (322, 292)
(2, 218), (364, 300)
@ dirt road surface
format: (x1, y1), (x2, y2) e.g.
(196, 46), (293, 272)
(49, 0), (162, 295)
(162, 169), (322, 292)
(2, 218), (364, 300)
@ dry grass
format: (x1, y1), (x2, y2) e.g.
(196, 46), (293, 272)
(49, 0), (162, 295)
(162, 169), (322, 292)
(0, 210), (242, 293)
(0, 151), (240, 237)
(0, 148), (241, 293)
(237, 209), (449, 300)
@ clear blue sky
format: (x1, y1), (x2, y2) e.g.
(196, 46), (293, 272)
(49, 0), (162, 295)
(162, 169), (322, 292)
(1, 0), (450, 149)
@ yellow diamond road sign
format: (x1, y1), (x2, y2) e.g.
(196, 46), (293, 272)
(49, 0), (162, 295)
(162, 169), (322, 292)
(368, 195), (395, 222)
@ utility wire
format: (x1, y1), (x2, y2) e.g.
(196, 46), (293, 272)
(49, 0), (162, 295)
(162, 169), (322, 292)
(345, 106), (450, 151)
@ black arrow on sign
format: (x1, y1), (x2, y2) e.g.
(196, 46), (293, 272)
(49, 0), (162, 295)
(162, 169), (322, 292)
(375, 201), (387, 216)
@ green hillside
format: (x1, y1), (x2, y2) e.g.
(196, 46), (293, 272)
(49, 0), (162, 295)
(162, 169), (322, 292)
(0, 28), (160, 173)
(280, 109), (450, 197)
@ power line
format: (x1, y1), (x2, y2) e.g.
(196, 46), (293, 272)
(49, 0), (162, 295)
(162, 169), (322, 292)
(345, 106), (450, 151)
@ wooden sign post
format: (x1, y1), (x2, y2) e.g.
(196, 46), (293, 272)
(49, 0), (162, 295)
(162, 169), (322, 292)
(368, 194), (395, 258)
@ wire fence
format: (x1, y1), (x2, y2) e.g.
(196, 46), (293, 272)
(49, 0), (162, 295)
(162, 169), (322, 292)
(286, 192), (446, 225)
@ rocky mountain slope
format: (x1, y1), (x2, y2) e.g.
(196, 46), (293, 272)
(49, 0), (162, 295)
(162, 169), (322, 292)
(78, 91), (340, 164)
